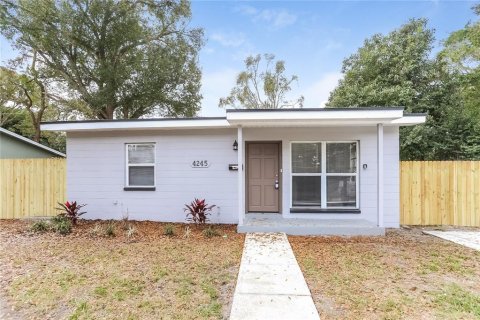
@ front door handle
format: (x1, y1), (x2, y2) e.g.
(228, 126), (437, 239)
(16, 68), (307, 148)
(274, 174), (279, 190)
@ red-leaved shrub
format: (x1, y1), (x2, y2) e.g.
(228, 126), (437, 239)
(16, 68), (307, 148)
(56, 201), (87, 225)
(184, 198), (216, 224)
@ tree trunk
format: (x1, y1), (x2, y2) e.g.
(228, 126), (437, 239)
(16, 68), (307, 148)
(33, 122), (41, 142)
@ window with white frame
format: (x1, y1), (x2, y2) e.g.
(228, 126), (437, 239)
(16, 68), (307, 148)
(126, 143), (155, 187)
(291, 141), (358, 209)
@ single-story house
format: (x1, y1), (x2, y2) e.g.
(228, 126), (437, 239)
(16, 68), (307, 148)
(0, 127), (66, 159)
(41, 108), (425, 235)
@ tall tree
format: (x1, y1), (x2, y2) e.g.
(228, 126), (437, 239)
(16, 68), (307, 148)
(0, 0), (203, 119)
(440, 4), (480, 118)
(327, 19), (436, 113)
(0, 58), (49, 142)
(327, 19), (480, 160)
(0, 67), (24, 127)
(0, 65), (67, 152)
(219, 54), (303, 109)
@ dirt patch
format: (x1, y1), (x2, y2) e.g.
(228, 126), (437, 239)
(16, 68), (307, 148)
(0, 220), (245, 319)
(290, 228), (480, 320)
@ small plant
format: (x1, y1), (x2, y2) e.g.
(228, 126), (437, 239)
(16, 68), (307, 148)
(56, 201), (86, 225)
(202, 226), (220, 238)
(183, 226), (191, 239)
(121, 211), (130, 230)
(184, 198), (216, 224)
(105, 221), (116, 237)
(163, 224), (175, 236)
(126, 225), (136, 239)
(50, 216), (72, 235)
(89, 223), (102, 237)
(30, 220), (50, 233)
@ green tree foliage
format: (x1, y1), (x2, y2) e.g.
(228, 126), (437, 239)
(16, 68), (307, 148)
(327, 18), (480, 160)
(0, 0), (204, 119)
(0, 67), (66, 153)
(440, 4), (480, 117)
(219, 54), (303, 109)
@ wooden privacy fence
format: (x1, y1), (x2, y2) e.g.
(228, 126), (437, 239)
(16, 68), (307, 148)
(401, 161), (480, 227)
(0, 158), (66, 219)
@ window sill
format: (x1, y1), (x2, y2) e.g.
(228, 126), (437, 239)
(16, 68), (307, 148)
(124, 187), (156, 191)
(290, 208), (360, 214)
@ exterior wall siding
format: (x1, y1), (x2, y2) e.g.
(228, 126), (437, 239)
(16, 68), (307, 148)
(67, 129), (239, 223)
(66, 125), (400, 227)
(0, 133), (58, 159)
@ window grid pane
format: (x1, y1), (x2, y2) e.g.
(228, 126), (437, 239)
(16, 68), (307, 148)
(292, 143), (322, 173)
(326, 142), (357, 173)
(327, 176), (356, 207)
(292, 176), (321, 207)
(128, 166), (154, 186)
(128, 144), (155, 164)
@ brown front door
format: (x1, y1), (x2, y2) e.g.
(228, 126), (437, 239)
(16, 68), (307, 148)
(247, 143), (280, 212)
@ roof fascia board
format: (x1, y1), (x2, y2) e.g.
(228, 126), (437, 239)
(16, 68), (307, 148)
(226, 107), (405, 112)
(41, 119), (231, 132)
(226, 109), (404, 121)
(388, 115), (427, 126)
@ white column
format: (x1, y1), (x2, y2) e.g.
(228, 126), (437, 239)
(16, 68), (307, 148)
(377, 123), (384, 228)
(237, 126), (244, 225)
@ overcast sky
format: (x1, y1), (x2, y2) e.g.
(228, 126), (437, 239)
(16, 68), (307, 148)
(0, 1), (476, 116)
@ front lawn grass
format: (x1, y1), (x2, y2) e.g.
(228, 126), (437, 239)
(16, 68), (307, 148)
(290, 228), (480, 320)
(0, 220), (244, 319)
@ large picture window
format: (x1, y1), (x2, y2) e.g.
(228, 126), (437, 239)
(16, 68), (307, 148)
(291, 141), (358, 209)
(126, 143), (155, 187)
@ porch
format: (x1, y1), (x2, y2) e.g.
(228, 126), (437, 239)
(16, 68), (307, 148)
(237, 213), (385, 236)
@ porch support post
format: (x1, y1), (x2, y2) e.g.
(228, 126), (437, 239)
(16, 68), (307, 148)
(377, 123), (384, 228)
(237, 126), (245, 225)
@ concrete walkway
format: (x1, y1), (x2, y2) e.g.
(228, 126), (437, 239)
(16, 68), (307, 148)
(230, 233), (320, 320)
(424, 230), (480, 251)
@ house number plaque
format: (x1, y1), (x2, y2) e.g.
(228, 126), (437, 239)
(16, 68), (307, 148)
(191, 160), (210, 168)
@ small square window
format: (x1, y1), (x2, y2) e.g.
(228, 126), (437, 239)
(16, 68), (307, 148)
(126, 144), (155, 187)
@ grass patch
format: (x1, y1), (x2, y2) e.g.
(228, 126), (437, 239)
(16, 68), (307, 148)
(93, 286), (107, 297)
(152, 266), (169, 282)
(69, 301), (88, 320)
(163, 224), (175, 236)
(198, 301), (222, 318)
(104, 221), (116, 237)
(432, 284), (480, 318)
(202, 226), (220, 238)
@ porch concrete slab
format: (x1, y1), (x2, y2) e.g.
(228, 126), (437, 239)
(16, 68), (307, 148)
(238, 213), (384, 236)
(230, 233), (320, 320)
(424, 230), (480, 251)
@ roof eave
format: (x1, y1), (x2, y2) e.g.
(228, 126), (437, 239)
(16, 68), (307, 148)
(40, 118), (231, 132)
